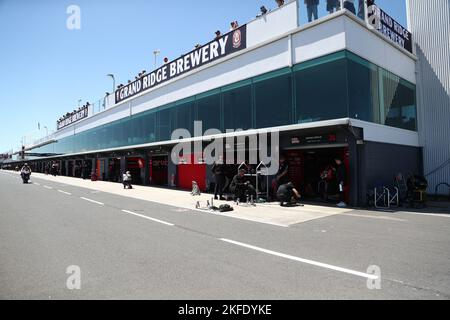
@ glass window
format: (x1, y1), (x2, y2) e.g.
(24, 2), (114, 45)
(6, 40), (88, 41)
(174, 100), (194, 135)
(141, 111), (156, 143)
(157, 107), (172, 142)
(222, 83), (253, 131)
(109, 119), (123, 148)
(347, 54), (379, 122)
(130, 115), (144, 145)
(254, 71), (293, 128)
(380, 69), (417, 131)
(295, 57), (347, 123)
(195, 91), (221, 132)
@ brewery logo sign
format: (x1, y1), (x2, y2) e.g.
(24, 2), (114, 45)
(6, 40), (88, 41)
(115, 25), (247, 104)
(367, 4), (413, 54)
(232, 29), (242, 48)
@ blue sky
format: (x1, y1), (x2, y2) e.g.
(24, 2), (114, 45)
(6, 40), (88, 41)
(0, 0), (407, 153)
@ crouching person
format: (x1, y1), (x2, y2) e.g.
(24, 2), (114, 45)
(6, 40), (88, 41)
(277, 182), (301, 207)
(122, 171), (133, 189)
(230, 169), (256, 202)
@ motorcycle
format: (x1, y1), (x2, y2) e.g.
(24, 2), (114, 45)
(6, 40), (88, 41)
(21, 172), (31, 184)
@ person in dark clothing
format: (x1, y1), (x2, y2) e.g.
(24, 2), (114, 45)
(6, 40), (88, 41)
(272, 155), (289, 196)
(334, 158), (347, 207)
(343, 0), (356, 15)
(276, 155), (289, 185)
(212, 156), (226, 200)
(51, 162), (58, 177)
(230, 169), (256, 202)
(305, 0), (319, 22)
(357, 0), (365, 19)
(327, 0), (340, 14)
(277, 182), (301, 207)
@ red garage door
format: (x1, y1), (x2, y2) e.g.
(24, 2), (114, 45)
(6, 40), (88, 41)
(177, 153), (206, 191)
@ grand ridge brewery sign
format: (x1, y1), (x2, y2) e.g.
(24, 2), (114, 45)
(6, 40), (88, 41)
(57, 106), (89, 130)
(367, 4), (413, 54)
(115, 25), (247, 104)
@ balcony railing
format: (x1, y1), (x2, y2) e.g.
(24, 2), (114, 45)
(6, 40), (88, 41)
(298, 0), (367, 27)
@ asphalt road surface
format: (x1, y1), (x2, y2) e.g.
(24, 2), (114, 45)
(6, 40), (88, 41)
(1, 171), (449, 299)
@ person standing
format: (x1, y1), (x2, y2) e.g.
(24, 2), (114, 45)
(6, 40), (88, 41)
(272, 155), (289, 196)
(122, 171), (133, 189)
(334, 158), (347, 207)
(357, 0), (365, 19)
(212, 156), (226, 200)
(343, 0), (356, 15)
(276, 0), (285, 8)
(327, 0), (340, 14)
(51, 162), (58, 177)
(305, 0), (320, 22)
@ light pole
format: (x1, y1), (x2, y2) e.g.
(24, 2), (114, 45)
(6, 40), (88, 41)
(107, 74), (115, 93)
(44, 126), (48, 137)
(153, 49), (160, 69)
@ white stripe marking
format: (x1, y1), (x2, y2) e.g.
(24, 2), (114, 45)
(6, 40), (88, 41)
(220, 238), (378, 280)
(80, 197), (104, 206)
(34, 182), (41, 186)
(43, 185), (53, 190)
(58, 190), (72, 195)
(121, 210), (174, 226)
(342, 213), (406, 221)
(394, 211), (450, 218)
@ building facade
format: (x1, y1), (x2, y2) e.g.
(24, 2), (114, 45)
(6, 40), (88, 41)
(407, 0), (450, 196)
(3, 1), (423, 206)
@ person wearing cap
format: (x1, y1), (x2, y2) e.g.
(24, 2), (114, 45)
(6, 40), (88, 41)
(215, 30), (222, 39)
(122, 171), (133, 189)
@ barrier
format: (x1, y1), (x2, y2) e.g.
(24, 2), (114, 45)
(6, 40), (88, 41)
(374, 186), (399, 209)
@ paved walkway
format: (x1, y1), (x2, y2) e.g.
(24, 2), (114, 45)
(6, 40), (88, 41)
(4, 171), (354, 227)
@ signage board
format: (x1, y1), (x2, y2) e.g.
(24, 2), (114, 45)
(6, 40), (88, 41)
(115, 25), (247, 104)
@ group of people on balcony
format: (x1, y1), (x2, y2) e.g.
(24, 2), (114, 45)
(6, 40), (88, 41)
(305, 0), (369, 23)
(58, 102), (90, 124)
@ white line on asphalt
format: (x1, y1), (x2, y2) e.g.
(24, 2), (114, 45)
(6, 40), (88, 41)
(43, 185), (53, 190)
(342, 213), (407, 222)
(80, 197), (104, 206)
(58, 190), (72, 195)
(34, 182), (41, 186)
(219, 238), (378, 280)
(121, 210), (174, 226)
(393, 211), (450, 218)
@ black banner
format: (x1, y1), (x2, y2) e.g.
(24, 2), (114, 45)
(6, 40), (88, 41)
(367, 4), (413, 54)
(57, 106), (89, 130)
(291, 134), (337, 146)
(115, 25), (247, 104)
